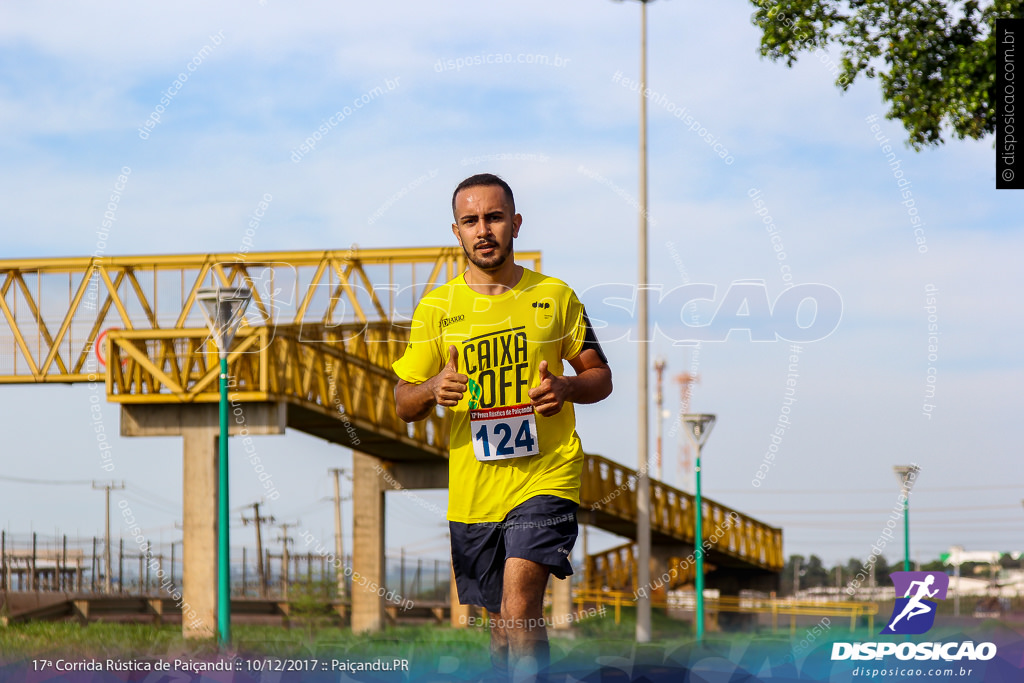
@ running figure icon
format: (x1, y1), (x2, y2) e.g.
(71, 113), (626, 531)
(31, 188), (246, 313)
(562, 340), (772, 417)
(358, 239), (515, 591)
(881, 571), (948, 635)
(888, 575), (939, 630)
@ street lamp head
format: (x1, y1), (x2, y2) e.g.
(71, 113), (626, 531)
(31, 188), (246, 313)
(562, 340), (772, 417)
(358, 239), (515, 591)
(682, 413), (716, 449)
(197, 286), (252, 357)
(893, 464), (921, 495)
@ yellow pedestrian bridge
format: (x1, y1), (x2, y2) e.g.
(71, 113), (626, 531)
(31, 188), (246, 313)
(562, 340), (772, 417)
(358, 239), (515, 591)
(0, 247), (782, 635)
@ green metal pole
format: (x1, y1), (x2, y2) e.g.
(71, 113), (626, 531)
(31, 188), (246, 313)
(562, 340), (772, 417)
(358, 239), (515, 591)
(218, 355), (231, 646)
(694, 447), (704, 641)
(902, 498), (910, 572)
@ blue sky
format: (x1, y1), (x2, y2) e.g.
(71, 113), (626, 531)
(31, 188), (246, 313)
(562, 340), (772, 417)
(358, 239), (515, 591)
(0, 1), (1021, 575)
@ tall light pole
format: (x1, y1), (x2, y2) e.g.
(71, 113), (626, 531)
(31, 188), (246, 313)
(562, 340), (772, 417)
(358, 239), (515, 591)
(609, 0), (657, 643)
(893, 465), (920, 572)
(683, 413), (715, 642)
(197, 286), (251, 647)
(611, 0), (662, 642)
(945, 545), (964, 617)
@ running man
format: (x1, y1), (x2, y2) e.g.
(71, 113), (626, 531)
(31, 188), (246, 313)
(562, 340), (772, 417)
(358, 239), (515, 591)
(393, 174), (612, 682)
(888, 574), (939, 630)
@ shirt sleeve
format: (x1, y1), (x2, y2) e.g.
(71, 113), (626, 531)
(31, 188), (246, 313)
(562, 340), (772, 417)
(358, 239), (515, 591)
(560, 289), (608, 364)
(392, 297), (444, 384)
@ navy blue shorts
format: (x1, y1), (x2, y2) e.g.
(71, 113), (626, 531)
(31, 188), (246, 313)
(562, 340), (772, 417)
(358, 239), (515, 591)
(449, 495), (579, 614)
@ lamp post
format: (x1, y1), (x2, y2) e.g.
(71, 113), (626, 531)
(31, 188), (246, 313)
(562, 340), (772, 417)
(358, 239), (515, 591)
(197, 286), (251, 647)
(945, 545), (964, 617)
(683, 413), (715, 641)
(893, 465), (920, 573)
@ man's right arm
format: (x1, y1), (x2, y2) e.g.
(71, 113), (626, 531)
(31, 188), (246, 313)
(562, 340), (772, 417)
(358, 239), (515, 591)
(395, 345), (467, 422)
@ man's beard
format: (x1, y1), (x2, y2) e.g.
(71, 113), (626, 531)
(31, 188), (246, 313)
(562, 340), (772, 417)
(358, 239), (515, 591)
(462, 234), (513, 271)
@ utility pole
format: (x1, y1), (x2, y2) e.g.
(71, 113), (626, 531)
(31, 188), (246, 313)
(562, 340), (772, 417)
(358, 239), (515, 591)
(329, 468), (351, 600)
(242, 502), (275, 598)
(674, 372), (700, 491)
(92, 480), (125, 594)
(653, 357), (666, 482)
(582, 514), (589, 590)
(276, 522), (297, 601)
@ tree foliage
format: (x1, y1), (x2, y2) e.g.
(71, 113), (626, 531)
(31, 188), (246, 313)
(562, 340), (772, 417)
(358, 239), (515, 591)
(783, 553), (832, 593)
(802, 554), (831, 588)
(747, 0), (1024, 148)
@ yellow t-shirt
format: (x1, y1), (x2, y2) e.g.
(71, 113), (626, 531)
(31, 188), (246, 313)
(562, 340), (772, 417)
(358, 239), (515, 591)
(392, 268), (591, 523)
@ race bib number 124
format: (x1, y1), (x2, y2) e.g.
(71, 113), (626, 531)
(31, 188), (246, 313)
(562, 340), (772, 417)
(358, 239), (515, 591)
(471, 404), (540, 462)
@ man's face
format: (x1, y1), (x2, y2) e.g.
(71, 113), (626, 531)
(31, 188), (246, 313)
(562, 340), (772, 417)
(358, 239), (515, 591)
(451, 184), (522, 271)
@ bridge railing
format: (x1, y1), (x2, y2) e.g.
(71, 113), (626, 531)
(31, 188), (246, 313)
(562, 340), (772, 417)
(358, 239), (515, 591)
(581, 454), (783, 571)
(570, 588), (877, 632)
(105, 323), (450, 456)
(585, 543), (702, 592)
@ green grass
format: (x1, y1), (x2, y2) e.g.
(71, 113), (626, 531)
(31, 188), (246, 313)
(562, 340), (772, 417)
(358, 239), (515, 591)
(0, 622), (213, 660)
(0, 610), (695, 665)
(0, 623), (500, 678)
(0, 609), (850, 661)
(2, 608), (1019, 669)
(0, 622), (494, 667)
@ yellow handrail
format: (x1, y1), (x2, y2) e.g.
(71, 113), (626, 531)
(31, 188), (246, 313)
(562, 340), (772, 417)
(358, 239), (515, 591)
(567, 588), (877, 632)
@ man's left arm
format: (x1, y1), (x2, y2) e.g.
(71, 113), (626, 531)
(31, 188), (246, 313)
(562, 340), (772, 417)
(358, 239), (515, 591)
(528, 349), (612, 417)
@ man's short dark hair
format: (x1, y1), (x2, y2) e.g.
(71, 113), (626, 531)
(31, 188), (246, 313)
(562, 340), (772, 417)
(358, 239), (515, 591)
(451, 173), (515, 217)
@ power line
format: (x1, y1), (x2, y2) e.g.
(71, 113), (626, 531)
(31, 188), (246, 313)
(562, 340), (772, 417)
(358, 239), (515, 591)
(747, 504), (1022, 515)
(127, 483), (181, 511)
(712, 483), (1024, 495)
(117, 490), (179, 517)
(272, 499), (328, 520)
(783, 525), (1024, 534)
(0, 475), (93, 485)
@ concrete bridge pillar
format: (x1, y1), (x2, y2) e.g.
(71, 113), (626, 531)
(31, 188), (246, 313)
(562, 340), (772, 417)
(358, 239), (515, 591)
(450, 565), (471, 628)
(351, 457), (447, 632)
(120, 402), (285, 639)
(351, 451), (387, 633)
(550, 576), (573, 630)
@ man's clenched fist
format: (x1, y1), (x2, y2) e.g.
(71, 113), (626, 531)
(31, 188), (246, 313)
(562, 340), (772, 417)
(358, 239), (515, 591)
(528, 359), (569, 417)
(431, 345), (468, 407)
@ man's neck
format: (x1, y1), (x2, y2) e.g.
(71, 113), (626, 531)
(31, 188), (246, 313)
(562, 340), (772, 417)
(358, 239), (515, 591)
(464, 261), (523, 296)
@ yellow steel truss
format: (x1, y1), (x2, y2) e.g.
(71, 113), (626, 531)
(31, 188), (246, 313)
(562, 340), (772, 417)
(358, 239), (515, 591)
(0, 248), (539, 383)
(105, 324), (450, 459)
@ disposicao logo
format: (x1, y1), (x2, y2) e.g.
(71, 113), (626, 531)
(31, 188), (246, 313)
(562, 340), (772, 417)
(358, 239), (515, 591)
(831, 571), (997, 663)
(881, 571), (948, 635)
